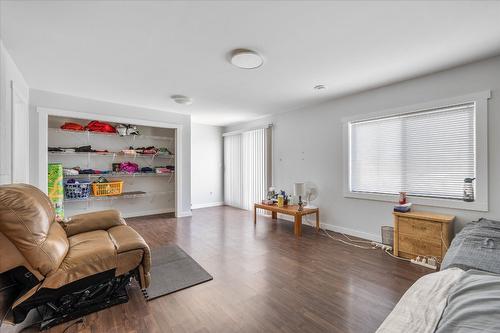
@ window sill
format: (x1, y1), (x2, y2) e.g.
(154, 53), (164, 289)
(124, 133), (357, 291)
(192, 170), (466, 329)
(344, 191), (488, 212)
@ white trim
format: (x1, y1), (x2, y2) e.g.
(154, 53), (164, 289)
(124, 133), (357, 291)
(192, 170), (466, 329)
(191, 202), (224, 209)
(320, 223), (381, 243)
(268, 213), (381, 242)
(177, 211), (193, 217)
(122, 208), (174, 218)
(10, 80), (30, 183)
(342, 91), (490, 212)
(36, 106), (184, 216)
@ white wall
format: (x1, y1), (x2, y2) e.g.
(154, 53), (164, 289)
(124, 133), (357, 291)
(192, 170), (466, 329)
(191, 122), (223, 208)
(225, 55), (500, 241)
(29, 89), (192, 216)
(0, 41), (29, 184)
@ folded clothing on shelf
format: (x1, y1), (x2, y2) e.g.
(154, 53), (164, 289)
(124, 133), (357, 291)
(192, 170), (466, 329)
(61, 122), (85, 131)
(85, 120), (116, 133)
(120, 162), (139, 173)
(63, 167), (80, 176)
(48, 145), (108, 153)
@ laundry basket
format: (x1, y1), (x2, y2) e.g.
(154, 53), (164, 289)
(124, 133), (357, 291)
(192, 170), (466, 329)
(64, 180), (92, 200)
(92, 180), (123, 197)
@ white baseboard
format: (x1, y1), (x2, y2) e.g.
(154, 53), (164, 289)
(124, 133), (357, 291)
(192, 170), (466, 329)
(177, 210), (192, 217)
(123, 208), (175, 218)
(320, 223), (381, 243)
(274, 213), (380, 242)
(191, 201), (224, 209)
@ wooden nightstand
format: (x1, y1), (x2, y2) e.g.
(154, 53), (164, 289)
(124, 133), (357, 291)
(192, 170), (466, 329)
(393, 211), (455, 261)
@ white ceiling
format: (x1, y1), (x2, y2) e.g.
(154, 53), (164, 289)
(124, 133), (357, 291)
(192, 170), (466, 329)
(2, 1), (500, 126)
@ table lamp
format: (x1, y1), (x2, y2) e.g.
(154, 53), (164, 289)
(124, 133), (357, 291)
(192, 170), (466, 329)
(294, 182), (306, 211)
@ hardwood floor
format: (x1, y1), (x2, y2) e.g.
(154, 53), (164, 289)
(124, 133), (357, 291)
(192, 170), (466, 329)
(24, 206), (430, 333)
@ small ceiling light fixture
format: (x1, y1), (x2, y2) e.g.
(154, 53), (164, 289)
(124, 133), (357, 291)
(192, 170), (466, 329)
(314, 84), (326, 90)
(171, 94), (193, 105)
(230, 49), (264, 69)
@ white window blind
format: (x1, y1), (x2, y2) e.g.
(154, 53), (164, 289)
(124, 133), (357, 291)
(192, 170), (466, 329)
(349, 103), (475, 200)
(224, 128), (268, 210)
(224, 134), (243, 208)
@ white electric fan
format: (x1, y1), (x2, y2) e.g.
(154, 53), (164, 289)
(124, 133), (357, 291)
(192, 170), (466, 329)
(304, 182), (319, 208)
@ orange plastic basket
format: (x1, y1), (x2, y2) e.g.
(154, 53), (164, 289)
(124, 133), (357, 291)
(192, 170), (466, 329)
(92, 181), (123, 197)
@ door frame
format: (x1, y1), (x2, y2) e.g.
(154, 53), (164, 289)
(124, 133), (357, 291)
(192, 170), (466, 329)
(11, 80), (30, 183)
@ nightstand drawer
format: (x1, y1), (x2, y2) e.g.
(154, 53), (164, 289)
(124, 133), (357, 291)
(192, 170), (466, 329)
(399, 234), (442, 257)
(398, 217), (442, 241)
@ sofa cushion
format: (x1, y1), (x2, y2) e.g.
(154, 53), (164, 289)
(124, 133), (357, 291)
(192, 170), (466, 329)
(41, 230), (116, 289)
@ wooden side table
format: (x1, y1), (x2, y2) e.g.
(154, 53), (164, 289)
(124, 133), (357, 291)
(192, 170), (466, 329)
(254, 203), (320, 237)
(393, 211), (455, 261)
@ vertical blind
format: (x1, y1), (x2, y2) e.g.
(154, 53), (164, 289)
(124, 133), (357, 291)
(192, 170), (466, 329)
(349, 103), (475, 199)
(224, 128), (268, 210)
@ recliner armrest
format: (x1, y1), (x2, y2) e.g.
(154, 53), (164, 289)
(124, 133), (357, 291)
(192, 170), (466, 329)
(62, 210), (126, 237)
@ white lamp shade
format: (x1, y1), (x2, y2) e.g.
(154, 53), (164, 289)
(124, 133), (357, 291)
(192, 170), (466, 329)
(294, 182), (305, 196)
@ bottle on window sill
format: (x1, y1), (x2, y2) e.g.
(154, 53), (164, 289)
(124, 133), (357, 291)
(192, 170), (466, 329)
(463, 178), (475, 202)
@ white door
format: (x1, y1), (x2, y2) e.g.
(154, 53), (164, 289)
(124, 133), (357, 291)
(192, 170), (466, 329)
(11, 81), (29, 183)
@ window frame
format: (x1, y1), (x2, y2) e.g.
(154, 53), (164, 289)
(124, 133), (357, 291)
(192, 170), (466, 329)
(342, 91), (490, 212)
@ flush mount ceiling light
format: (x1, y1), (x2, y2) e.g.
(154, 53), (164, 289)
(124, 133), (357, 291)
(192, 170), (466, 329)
(170, 94), (193, 105)
(230, 49), (264, 69)
(314, 84), (326, 90)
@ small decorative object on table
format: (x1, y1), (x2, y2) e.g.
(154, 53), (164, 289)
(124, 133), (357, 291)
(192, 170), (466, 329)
(277, 194), (284, 207)
(394, 202), (412, 213)
(398, 192), (407, 204)
(294, 182), (305, 211)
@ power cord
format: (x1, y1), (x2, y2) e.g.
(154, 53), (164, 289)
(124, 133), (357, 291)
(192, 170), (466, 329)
(302, 214), (376, 250)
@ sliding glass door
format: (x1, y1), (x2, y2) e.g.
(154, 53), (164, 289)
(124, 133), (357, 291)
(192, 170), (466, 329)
(224, 127), (270, 210)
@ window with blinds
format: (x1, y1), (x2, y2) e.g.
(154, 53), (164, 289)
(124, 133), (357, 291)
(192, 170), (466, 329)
(349, 103), (475, 200)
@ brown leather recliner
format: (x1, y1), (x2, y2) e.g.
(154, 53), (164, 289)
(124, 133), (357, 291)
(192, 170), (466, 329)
(0, 184), (151, 329)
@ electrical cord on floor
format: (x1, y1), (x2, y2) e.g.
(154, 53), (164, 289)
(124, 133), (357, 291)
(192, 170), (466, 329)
(383, 248), (411, 261)
(303, 214), (376, 250)
(322, 229), (377, 249)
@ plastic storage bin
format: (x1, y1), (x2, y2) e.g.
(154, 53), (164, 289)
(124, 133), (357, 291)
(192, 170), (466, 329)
(64, 180), (92, 200)
(92, 181), (123, 196)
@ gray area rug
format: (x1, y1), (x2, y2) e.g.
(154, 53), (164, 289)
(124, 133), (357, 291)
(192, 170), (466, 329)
(143, 244), (213, 301)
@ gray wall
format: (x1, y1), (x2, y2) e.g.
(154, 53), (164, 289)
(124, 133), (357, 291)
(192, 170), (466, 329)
(29, 89), (192, 216)
(191, 123), (223, 208)
(225, 55), (500, 241)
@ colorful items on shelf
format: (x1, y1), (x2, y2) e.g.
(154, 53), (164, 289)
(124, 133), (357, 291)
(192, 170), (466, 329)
(116, 124), (139, 136)
(48, 145), (109, 153)
(48, 163), (65, 218)
(60, 120), (117, 133)
(64, 179), (92, 200)
(120, 162), (139, 173)
(61, 122), (85, 131)
(121, 146), (173, 156)
(155, 165), (175, 174)
(85, 120), (116, 133)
